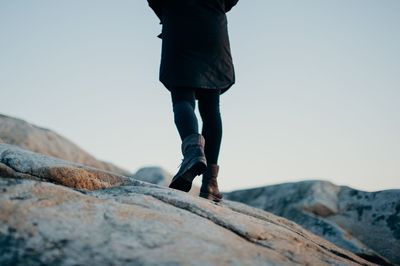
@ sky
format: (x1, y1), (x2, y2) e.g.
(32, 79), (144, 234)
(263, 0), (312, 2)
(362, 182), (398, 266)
(1, 1), (399, 192)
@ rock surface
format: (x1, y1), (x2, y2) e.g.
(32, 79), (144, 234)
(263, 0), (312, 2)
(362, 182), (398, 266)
(224, 180), (400, 265)
(0, 114), (129, 176)
(0, 144), (131, 191)
(0, 144), (375, 265)
(0, 182), (373, 266)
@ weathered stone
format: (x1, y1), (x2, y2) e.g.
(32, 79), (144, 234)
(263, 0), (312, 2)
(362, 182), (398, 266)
(0, 143), (130, 190)
(224, 180), (399, 265)
(0, 177), (375, 266)
(0, 114), (129, 175)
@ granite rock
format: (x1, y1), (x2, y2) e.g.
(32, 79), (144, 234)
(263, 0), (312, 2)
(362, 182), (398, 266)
(0, 144), (376, 265)
(224, 180), (399, 265)
(0, 114), (129, 176)
(0, 176), (375, 266)
(0, 143), (131, 190)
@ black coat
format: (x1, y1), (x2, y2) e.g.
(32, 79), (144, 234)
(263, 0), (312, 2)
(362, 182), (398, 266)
(148, 0), (239, 97)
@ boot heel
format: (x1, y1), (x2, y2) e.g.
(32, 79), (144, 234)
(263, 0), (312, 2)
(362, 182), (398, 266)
(191, 160), (207, 177)
(199, 164), (223, 202)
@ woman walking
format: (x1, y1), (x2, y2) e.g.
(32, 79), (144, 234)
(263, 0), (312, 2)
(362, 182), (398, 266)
(147, 0), (239, 201)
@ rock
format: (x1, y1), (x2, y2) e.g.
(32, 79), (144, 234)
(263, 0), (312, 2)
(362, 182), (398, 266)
(0, 176), (375, 266)
(131, 166), (200, 196)
(131, 166), (171, 186)
(0, 144), (376, 265)
(0, 114), (129, 176)
(0, 143), (131, 190)
(224, 180), (399, 265)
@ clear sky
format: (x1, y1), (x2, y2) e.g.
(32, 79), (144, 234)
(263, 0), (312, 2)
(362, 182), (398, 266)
(1, 1), (399, 192)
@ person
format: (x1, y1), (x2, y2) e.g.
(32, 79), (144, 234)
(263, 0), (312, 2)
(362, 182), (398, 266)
(147, 0), (239, 202)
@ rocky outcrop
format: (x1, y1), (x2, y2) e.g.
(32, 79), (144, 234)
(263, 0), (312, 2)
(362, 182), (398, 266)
(0, 144), (375, 265)
(0, 144), (131, 191)
(224, 180), (400, 265)
(131, 166), (200, 196)
(0, 114), (129, 176)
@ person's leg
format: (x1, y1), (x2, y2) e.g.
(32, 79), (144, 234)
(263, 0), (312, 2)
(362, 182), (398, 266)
(197, 89), (222, 165)
(169, 86), (207, 192)
(197, 88), (223, 201)
(170, 86), (199, 140)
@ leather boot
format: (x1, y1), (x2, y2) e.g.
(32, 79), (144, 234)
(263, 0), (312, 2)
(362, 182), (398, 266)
(169, 133), (207, 192)
(199, 164), (223, 202)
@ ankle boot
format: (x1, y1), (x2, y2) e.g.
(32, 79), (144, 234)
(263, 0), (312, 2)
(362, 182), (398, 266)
(199, 164), (223, 202)
(169, 133), (207, 192)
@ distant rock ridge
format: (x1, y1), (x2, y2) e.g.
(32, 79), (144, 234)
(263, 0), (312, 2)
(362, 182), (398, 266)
(0, 143), (376, 266)
(224, 180), (400, 265)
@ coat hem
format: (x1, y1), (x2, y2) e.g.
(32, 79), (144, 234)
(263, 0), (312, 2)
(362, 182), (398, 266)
(161, 81), (234, 96)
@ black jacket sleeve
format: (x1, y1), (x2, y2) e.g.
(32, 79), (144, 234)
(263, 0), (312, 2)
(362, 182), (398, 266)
(147, 0), (163, 23)
(225, 0), (239, 13)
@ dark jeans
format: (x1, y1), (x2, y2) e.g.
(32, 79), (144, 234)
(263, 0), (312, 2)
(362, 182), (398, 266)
(170, 86), (222, 165)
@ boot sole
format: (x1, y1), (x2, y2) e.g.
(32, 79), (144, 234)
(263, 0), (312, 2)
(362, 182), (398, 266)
(199, 192), (223, 202)
(169, 158), (207, 192)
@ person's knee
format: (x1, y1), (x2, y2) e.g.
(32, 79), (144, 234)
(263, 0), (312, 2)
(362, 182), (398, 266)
(171, 87), (196, 110)
(172, 101), (195, 117)
(198, 99), (221, 120)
